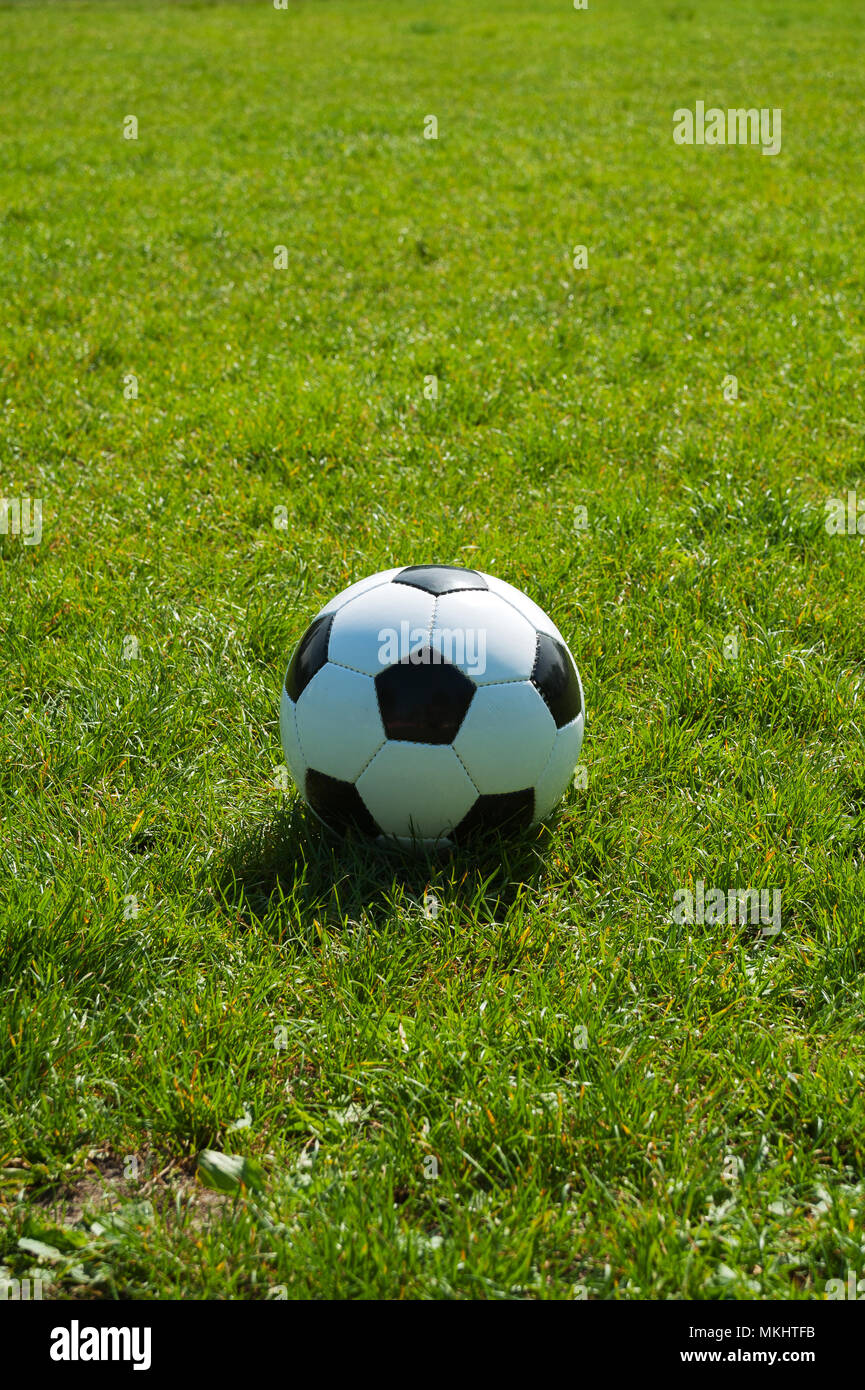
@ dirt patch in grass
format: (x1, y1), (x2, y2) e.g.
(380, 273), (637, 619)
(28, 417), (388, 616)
(24, 1149), (233, 1230)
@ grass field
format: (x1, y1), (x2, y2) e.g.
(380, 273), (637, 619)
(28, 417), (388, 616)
(1, 0), (864, 1301)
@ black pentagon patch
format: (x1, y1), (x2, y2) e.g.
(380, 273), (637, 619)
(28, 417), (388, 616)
(393, 565), (488, 596)
(284, 614), (334, 702)
(305, 768), (379, 837)
(531, 634), (582, 728)
(375, 649), (475, 743)
(452, 789), (534, 842)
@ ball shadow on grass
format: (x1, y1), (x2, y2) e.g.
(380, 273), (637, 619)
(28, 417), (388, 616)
(213, 799), (554, 940)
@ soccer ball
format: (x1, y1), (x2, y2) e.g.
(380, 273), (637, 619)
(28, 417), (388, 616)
(279, 565), (585, 848)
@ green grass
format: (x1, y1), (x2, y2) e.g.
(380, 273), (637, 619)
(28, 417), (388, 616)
(1, 0), (864, 1300)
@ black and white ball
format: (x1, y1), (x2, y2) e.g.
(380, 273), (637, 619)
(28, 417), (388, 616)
(279, 566), (585, 848)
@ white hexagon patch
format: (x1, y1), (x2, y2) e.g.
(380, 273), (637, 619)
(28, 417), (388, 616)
(454, 681), (556, 794)
(295, 663), (385, 781)
(357, 742), (478, 840)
